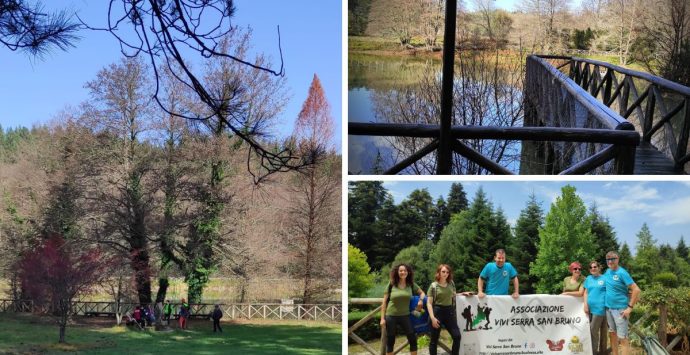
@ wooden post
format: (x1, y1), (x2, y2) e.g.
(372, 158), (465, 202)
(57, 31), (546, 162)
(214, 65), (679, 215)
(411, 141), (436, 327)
(620, 76), (630, 117)
(658, 303), (668, 347)
(603, 69), (613, 106)
(436, 0), (457, 174)
(676, 98), (690, 170)
(643, 85), (656, 143)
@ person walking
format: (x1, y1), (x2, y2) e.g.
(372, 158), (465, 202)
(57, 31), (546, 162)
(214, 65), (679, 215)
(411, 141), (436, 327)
(211, 304), (223, 333)
(604, 251), (640, 355)
(426, 264), (461, 355)
(584, 260), (607, 355)
(478, 249), (519, 298)
(163, 300), (174, 323)
(178, 298), (190, 330)
(380, 263), (425, 355)
(562, 261), (585, 296)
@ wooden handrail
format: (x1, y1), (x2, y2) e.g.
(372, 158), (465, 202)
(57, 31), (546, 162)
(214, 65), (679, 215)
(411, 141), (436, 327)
(350, 123), (639, 145)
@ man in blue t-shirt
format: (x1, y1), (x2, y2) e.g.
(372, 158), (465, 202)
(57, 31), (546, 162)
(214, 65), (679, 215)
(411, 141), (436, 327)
(478, 249), (519, 299)
(603, 251), (640, 355)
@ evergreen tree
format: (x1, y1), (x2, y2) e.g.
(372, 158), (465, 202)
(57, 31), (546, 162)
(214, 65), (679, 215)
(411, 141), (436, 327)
(509, 193), (544, 294)
(658, 244), (677, 273)
(618, 242), (634, 273)
(633, 223), (660, 288)
(431, 188), (495, 290)
(488, 207), (511, 251)
(587, 204), (619, 264)
(447, 182), (468, 216)
(677, 236), (689, 262)
(369, 194), (400, 270)
(395, 189), (435, 246)
(348, 181), (389, 262)
(432, 196), (450, 243)
(531, 185), (596, 294)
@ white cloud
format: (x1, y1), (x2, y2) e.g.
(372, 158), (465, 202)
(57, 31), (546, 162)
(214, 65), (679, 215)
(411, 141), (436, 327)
(649, 195), (690, 226)
(579, 182), (660, 217)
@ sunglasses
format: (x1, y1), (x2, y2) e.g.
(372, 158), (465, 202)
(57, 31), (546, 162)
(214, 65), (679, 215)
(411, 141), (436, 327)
(590, 266), (598, 269)
(606, 258), (618, 262)
(572, 268), (581, 271)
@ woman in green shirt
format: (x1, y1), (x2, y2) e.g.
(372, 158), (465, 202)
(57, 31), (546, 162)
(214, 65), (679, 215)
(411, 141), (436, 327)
(561, 261), (585, 296)
(426, 264), (461, 355)
(380, 263), (425, 355)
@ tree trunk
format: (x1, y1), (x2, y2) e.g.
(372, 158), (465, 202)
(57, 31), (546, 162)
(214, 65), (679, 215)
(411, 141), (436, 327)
(59, 324), (66, 343)
(131, 247), (152, 304)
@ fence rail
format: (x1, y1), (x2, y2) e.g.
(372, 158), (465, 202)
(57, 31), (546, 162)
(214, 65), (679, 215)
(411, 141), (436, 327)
(560, 56), (690, 171)
(0, 300), (341, 322)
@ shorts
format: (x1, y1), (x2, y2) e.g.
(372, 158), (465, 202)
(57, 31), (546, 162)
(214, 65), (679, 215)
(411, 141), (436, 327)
(606, 308), (629, 338)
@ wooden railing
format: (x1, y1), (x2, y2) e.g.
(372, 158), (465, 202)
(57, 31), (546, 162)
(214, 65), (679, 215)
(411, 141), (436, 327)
(349, 55), (640, 175)
(0, 300), (341, 322)
(349, 298), (451, 355)
(348, 298), (686, 355)
(347, 0), (642, 175)
(561, 56), (690, 171)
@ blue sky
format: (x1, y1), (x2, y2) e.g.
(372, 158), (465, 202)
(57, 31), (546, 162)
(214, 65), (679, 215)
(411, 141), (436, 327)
(373, 180), (690, 254)
(0, 0), (342, 151)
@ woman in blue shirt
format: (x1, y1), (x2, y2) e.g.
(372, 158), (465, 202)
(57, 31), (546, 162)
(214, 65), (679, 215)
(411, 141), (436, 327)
(583, 261), (606, 355)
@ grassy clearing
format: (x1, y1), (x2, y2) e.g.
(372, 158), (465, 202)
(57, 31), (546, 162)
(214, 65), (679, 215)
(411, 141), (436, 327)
(0, 313), (340, 354)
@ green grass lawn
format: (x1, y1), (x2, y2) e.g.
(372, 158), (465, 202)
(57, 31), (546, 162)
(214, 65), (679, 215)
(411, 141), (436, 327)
(0, 314), (341, 354)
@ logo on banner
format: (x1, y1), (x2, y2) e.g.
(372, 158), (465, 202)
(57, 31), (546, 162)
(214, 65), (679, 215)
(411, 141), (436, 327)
(568, 336), (584, 353)
(546, 339), (565, 351)
(461, 304), (493, 331)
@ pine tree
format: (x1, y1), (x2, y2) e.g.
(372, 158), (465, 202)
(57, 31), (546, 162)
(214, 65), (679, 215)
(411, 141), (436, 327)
(348, 181), (389, 263)
(587, 204), (619, 264)
(633, 223), (659, 288)
(531, 185), (596, 294)
(432, 196), (450, 243)
(394, 189), (435, 248)
(447, 182), (469, 216)
(618, 243), (634, 272)
(677, 236), (689, 262)
(509, 193), (544, 294)
(431, 188), (495, 290)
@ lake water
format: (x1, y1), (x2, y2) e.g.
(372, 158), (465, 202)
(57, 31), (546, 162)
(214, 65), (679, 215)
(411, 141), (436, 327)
(348, 53), (525, 174)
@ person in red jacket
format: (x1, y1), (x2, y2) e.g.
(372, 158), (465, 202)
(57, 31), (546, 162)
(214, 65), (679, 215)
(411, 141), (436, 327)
(133, 305), (145, 328)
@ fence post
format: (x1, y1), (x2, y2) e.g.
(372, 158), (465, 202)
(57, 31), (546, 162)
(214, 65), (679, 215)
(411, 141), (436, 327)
(675, 98), (690, 170)
(436, 0), (457, 174)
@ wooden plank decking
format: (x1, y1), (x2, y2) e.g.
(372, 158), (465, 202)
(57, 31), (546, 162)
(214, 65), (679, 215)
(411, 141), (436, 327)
(634, 142), (684, 174)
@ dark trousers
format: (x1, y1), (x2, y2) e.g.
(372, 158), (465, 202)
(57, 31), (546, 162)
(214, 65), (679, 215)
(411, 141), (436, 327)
(385, 315), (417, 353)
(429, 305), (461, 355)
(213, 319), (222, 332)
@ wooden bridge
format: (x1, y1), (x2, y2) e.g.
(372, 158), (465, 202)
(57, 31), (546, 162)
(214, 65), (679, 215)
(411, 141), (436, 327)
(348, 0), (690, 175)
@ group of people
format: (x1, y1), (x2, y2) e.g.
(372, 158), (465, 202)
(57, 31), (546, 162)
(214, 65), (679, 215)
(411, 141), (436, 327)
(562, 251), (641, 355)
(127, 298), (224, 333)
(380, 249), (641, 355)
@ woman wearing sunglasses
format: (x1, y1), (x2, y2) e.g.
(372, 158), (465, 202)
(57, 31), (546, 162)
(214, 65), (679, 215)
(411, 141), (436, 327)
(561, 261), (585, 296)
(584, 261), (607, 354)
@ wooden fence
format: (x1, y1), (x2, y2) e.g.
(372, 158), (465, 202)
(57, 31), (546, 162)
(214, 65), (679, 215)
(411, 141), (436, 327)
(0, 300), (341, 322)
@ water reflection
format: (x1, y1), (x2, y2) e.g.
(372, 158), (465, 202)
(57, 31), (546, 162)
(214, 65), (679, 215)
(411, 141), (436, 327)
(348, 53), (525, 174)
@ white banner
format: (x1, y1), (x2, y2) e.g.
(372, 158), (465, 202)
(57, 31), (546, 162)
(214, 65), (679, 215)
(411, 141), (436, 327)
(455, 294), (591, 355)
